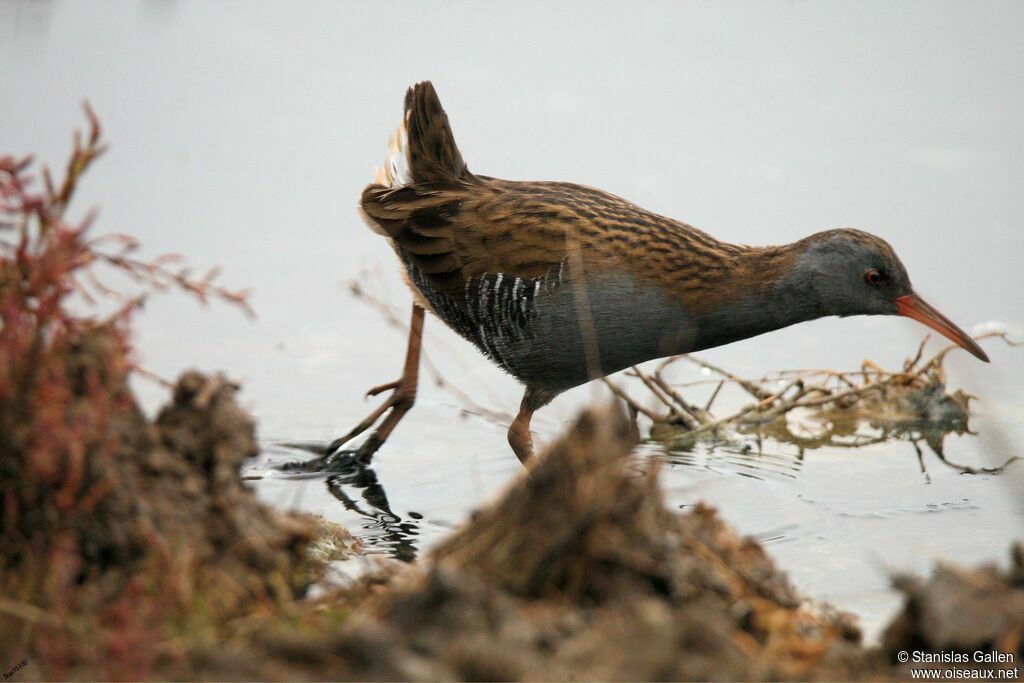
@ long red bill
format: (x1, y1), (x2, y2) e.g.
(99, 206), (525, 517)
(894, 293), (989, 362)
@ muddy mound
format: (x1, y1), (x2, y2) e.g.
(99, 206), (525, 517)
(149, 370), (321, 591)
(0, 324), (323, 674)
(884, 543), (1024, 677)
(1, 325), (317, 595)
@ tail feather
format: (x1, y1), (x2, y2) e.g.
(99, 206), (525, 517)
(377, 81), (470, 188)
(362, 82), (470, 293)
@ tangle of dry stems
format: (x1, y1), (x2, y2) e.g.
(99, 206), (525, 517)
(603, 332), (1019, 439)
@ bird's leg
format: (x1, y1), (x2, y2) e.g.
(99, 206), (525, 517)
(507, 403), (535, 465)
(508, 387), (558, 466)
(327, 303), (425, 464)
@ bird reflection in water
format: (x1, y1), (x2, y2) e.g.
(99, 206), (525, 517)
(279, 444), (420, 562)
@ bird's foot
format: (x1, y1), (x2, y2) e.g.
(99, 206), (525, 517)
(324, 378), (417, 467)
(312, 447), (364, 473)
(364, 379), (401, 398)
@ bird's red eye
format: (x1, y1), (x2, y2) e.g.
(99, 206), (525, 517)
(865, 269), (883, 285)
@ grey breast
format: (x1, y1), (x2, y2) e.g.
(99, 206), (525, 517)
(404, 256), (698, 393)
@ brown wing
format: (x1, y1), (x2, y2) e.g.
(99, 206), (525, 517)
(360, 177), (593, 297)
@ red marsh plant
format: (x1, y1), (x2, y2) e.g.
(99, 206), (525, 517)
(0, 106), (258, 678)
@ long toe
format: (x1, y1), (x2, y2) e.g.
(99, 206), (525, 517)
(366, 379), (401, 398)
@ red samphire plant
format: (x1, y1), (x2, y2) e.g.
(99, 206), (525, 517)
(1, 105), (250, 554)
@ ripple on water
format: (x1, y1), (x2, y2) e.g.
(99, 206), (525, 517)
(247, 441), (426, 563)
(655, 440), (805, 482)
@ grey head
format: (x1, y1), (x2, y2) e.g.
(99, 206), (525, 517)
(783, 228), (912, 317)
(776, 228), (988, 361)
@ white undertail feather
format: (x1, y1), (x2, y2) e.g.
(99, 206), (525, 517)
(363, 113), (414, 238)
(374, 112), (413, 189)
(365, 110), (433, 312)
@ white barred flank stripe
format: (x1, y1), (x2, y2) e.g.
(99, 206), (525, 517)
(400, 250), (569, 379)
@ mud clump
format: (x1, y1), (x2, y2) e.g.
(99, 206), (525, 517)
(0, 324), (324, 676)
(884, 544), (1024, 677)
(4, 329), (318, 592)
(148, 370), (321, 592)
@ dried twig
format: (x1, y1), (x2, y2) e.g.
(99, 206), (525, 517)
(601, 377), (661, 422)
(608, 333), (1018, 448)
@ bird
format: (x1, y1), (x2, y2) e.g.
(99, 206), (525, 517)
(330, 81), (989, 465)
